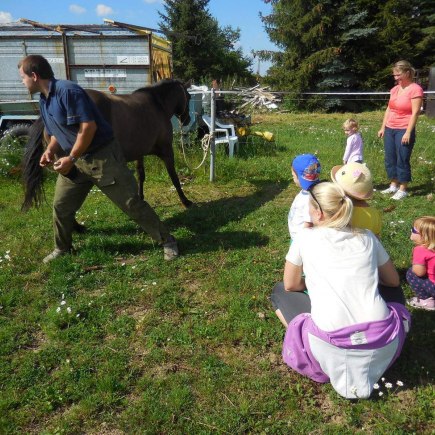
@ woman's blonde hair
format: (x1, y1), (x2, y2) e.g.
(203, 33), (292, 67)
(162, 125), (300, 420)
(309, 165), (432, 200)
(414, 216), (435, 250)
(393, 60), (415, 80)
(310, 182), (353, 229)
(343, 118), (359, 132)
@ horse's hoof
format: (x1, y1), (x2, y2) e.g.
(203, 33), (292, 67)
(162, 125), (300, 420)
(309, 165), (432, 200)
(183, 200), (194, 208)
(73, 220), (87, 233)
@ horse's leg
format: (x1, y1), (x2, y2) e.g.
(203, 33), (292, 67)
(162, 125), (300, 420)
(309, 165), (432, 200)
(136, 159), (145, 200)
(160, 150), (193, 208)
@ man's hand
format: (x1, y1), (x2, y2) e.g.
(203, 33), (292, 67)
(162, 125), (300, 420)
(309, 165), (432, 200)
(40, 148), (55, 167)
(53, 156), (75, 175)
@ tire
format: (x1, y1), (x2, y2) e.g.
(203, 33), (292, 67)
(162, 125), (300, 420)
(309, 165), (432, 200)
(1, 123), (31, 140)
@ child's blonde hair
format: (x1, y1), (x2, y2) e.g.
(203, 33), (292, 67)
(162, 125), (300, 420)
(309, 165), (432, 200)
(343, 118), (359, 133)
(414, 216), (435, 250)
(309, 182), (353, 229)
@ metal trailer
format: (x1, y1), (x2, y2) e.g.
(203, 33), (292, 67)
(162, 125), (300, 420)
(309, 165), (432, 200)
(0, 18), (174, 138)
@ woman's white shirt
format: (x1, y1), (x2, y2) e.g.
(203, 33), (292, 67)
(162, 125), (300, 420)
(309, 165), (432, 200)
(286, 227), (390, 331)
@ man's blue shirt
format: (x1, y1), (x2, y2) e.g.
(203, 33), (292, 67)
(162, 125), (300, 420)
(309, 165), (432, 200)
(39, 79), (113, 153)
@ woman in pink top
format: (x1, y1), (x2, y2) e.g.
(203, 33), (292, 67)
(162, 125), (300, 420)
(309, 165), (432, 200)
(377, 60), (424, 200)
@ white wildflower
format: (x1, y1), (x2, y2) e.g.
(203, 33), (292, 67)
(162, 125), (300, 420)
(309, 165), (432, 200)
(385, 382), (393, 389)
(152, 282), (157, 285)
(76, 313), (80, 318)
(379, 392), (383, 396)
(60, 300), (66, 306)
(373, 383), (379, 389)
(4, 254), (10, 260)
(66, 307), (72, 314)
(381, 377), (385, 382)
(396, 380), (404, 387)
(56, 307), (61, 313)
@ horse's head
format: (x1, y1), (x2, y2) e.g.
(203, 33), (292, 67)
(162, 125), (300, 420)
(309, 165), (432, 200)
(175, 80), (191, 127)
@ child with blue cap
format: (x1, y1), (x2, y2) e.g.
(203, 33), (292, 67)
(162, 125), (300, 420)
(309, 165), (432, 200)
(288, 154), (321, 241)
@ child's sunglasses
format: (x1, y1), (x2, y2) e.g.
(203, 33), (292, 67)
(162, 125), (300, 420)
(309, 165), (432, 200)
(411, 227), (420, 234)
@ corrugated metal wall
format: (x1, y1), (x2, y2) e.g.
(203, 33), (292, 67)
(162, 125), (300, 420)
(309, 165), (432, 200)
(0, 23), (158, 106)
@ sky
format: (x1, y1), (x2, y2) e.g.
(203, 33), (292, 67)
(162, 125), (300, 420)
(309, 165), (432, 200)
(0, 0), (277, 75)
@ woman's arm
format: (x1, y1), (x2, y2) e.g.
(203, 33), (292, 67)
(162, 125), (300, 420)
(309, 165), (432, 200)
(378, 259), (400, 287)
(283, 260), (305, 291)
(401, 97), (422, 144)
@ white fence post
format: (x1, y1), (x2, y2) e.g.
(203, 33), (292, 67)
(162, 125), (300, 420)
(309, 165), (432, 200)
(209, 88), (216, 182)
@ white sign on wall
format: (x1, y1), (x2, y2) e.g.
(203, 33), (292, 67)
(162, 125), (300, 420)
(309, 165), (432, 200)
(84, 69), (127, 78)
(46, 58), (65, 64)
(116, 55), (149, 65)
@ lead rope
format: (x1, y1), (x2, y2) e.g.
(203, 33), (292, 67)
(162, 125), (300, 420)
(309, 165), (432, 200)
(177, 119), (210, 171)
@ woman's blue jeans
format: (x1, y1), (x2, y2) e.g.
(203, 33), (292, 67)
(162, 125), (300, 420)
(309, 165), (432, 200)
(383, 127), (415, 183)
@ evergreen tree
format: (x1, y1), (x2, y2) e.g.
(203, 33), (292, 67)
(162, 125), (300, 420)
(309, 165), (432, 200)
(261, 0), (434, 110)
(158, 0), (252, 82)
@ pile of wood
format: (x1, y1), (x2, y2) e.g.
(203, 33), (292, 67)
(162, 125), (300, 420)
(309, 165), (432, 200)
(233, 85), (281, 111)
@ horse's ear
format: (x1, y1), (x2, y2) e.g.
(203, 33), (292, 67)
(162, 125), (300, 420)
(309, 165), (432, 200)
(184, 80), (192, 89)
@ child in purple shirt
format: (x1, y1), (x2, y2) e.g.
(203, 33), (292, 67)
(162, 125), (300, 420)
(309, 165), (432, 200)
(342, 118), (363, 164)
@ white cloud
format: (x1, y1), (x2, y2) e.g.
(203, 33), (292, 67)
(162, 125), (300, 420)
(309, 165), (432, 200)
(69, 4), (86, 14)
(0, 11), (13, 23)
(96, 4), (114, 16)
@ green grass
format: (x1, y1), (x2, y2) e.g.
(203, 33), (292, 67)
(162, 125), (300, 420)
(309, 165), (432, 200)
(0, 111), (434, 433)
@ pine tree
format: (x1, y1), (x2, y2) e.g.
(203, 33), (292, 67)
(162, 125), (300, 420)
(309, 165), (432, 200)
(158, 0), (252, 82)
(261, 0), (434, 110)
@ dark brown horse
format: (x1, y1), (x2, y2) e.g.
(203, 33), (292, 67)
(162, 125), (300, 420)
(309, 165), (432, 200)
(22, 79), (193, 211)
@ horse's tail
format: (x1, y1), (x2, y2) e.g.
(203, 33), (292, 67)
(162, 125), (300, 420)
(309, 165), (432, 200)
(21, 117), (46, 211)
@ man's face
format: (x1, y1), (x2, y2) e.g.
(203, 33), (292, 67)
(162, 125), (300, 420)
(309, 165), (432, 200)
(19, 66), (39, 94)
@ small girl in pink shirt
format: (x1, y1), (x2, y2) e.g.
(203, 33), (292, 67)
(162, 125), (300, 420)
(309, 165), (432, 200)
(406, 216), (435, 310)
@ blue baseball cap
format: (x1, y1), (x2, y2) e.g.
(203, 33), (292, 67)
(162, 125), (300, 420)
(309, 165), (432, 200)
(292, 154), (321, 191)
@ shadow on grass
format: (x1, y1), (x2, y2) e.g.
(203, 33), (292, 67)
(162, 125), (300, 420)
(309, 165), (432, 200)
(383, 308), (435, 390)
(165, 179), (289, 255)
(81, 179), (288, 256)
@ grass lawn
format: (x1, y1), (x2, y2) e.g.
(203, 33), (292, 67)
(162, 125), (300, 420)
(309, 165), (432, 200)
(0, 111), (434, 433)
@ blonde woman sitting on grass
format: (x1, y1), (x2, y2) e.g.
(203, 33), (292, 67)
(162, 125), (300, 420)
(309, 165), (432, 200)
(270, 182), (410, 399)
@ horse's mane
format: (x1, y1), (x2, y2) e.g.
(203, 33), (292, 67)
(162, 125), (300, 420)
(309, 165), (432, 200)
(133, 79), (184, 96)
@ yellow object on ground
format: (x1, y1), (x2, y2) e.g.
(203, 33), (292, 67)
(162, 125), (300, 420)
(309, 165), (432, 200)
(253, 131), (275, 142)
(236, 126), (275, 142)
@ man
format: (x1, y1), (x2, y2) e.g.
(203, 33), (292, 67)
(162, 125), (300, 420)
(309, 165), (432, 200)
(18, 55), (178, 263)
